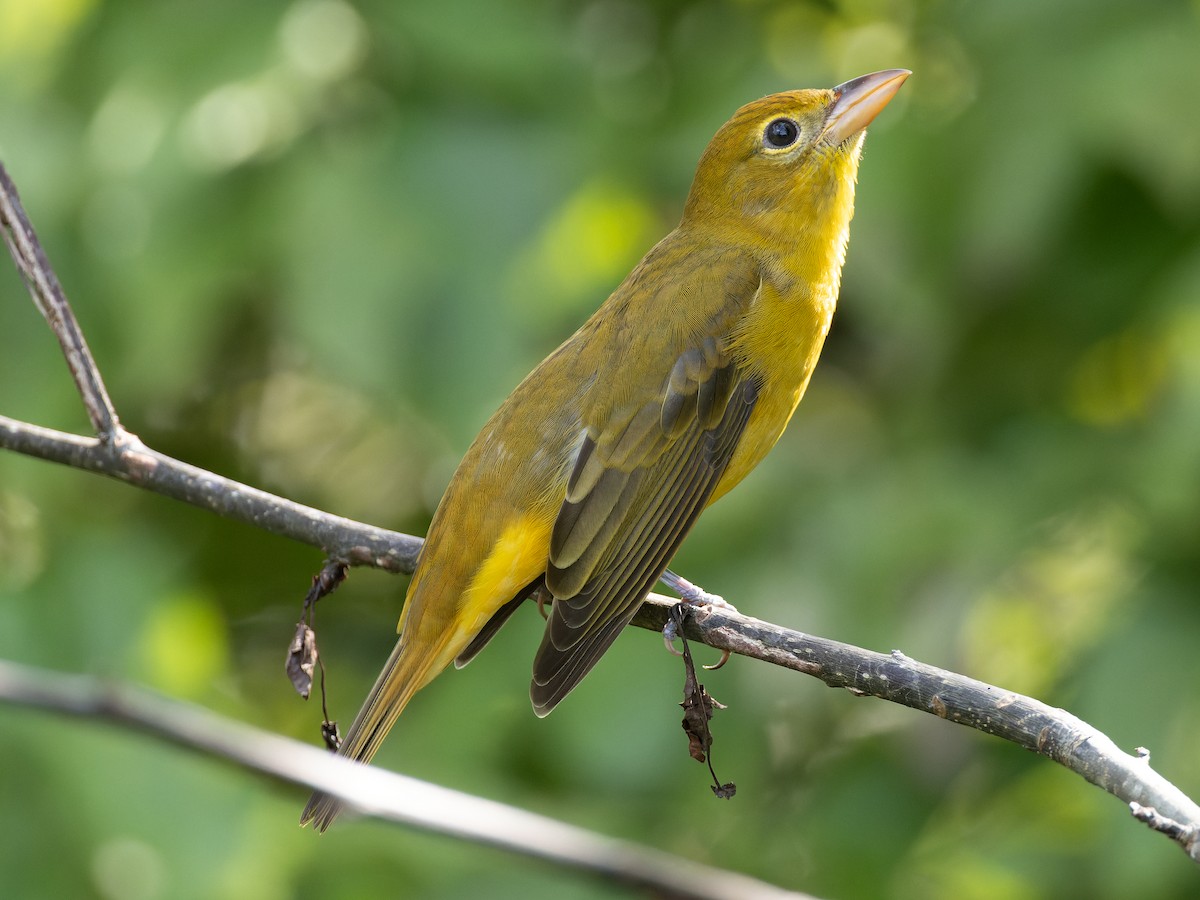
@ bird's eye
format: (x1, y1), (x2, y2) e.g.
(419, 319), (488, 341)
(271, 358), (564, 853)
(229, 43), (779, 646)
(763, 118), (800, 149)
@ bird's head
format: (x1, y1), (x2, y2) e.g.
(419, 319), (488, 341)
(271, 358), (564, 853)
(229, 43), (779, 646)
(682, 69), (909, 240)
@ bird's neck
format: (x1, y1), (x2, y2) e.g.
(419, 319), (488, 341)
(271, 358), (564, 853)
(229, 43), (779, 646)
(711, 150), (863, 386)
(687, 148), (863, 305)
(756, 153), (861, 303)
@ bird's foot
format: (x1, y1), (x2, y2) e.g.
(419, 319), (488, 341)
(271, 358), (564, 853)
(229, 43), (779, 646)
(660, 569), (734, 669)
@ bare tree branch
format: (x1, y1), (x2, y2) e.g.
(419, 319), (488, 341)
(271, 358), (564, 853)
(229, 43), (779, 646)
(0, 413), (421, 572)
(2, 158), (1199, 866)
(0, 659), (814, 900)
(637, 601), (1200, 863)
(0, 163), (121, 439)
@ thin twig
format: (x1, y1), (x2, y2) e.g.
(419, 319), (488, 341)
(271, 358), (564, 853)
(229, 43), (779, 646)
(0, 163), (121, 439)
(0, 659), (813, 900)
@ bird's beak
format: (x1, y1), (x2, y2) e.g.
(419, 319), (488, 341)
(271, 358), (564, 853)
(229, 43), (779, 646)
(822, 68), (910, 145)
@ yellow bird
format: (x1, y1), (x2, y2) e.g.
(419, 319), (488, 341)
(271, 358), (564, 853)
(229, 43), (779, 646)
(302, 68), (909, 830)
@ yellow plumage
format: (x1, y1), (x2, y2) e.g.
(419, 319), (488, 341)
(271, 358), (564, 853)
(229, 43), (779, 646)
(302, 68), (909, 830)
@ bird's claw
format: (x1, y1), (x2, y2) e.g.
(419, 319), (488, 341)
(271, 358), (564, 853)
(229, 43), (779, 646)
(703, 649), (731, 671)
(659, 571), (736, 665)
(662, 618), (684, 656)
(660, 598), (730, 668)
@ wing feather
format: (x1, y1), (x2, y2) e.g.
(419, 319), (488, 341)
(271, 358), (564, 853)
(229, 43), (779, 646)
(532, 373), (760, 715)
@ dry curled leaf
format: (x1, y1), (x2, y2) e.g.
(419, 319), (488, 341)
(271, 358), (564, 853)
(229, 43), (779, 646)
(287, 621), (318, 699)
(286, 559), (348, 699)
(669, 603), (736, 799)
(681, 660), (725, 763)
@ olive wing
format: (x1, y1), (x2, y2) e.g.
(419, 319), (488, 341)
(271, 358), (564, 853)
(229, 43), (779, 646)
(531, 334), (760, 715)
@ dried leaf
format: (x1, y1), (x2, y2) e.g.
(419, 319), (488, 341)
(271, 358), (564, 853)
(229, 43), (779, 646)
(287, 621), (318, 699)
(680, 659), (714, 761)
(712, 781), (737, 799)
(287, 559), (348, 699)
(668, 603), (736, 798)
(290, 559), (350, 746)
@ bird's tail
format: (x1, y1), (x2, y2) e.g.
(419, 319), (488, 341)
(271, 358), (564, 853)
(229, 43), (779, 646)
(300, 631), (452, 831)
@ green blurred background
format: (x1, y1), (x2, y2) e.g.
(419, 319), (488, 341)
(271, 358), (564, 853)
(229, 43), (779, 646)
(2, 0), (1199, 897)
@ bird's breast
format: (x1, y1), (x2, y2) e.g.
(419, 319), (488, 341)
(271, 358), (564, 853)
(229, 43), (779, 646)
(712, 276), (837, 503)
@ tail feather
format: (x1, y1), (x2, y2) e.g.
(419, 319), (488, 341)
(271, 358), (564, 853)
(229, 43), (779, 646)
(300, 632), (452, 831)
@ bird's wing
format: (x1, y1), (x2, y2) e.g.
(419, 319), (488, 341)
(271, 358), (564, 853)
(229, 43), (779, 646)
(531, 331), (760, 714)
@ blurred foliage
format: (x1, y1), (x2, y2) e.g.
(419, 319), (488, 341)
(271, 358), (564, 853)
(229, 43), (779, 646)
(2, 0), (1199, 897)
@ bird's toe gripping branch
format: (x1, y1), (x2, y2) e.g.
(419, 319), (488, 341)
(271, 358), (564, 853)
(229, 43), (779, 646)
(659, 569), (734, 669)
